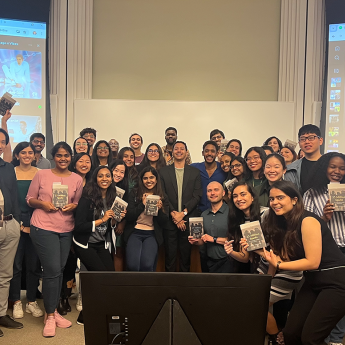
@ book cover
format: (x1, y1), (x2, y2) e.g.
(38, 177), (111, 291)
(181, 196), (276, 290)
(0, 92), (16, 116)
(144, 195), (160, 216)
(111, 197), (128, 222)
(219, 139), (229, 154)
(224, 178), (238, 192)
(52, 183), (69, 208)
(240, 220), (266, 251)
(189, 217), (204, 239)
(284, 139), (297, 151)
(328, 183), (345, 211)
(115, 186), (125, 199)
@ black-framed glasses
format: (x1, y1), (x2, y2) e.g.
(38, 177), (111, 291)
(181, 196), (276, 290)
(230, 163), (242, 170)
(148, 149), (159, 154)
(298, 135), (320, 143)
(32, 139), (45, 145)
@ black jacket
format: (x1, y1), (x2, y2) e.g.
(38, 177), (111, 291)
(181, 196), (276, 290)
(0, 159), (20, 222)
(124, 190), (169, 246)
(73, 197), (113, 248)
(159, 164), (202, 230)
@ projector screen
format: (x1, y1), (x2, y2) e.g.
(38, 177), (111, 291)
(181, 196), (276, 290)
(0, 18), (46, 147)
(325, 23), (345, 153)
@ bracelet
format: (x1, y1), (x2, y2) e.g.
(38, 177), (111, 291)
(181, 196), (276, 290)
(101, 218), (105, 223)
(276, 260), (282, 271)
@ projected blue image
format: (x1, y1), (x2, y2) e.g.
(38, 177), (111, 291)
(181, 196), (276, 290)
(6, 114), (41, 145)
(0, 49), (42, 99)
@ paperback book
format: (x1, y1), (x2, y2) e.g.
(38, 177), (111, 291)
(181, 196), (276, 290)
(328, 183), (345, 211)
(115, 186), (125, 199)
(144, 195), (160, 216)
(219, 139), (229, 154)
(111, 197), (128, 222)
(189, 217), (204, 239)
(52, 182), (68, 208)
(284, 139), (297, 151)
(0, 92), (16, 116)
(224, 178), (237, 192)
(240, 220), (266, 251)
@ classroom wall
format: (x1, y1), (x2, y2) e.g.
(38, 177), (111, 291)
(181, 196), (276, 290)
(92, 0), (281, 101)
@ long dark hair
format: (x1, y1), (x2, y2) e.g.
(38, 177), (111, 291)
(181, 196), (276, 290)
(109, 159), (129, 200)
(138, 143), (166, 171)
(305, 152), (345, 192)
(228, 181), (261, 250)
(11, 141), (36, 167)
(118, 147), (138, 183)
(228, 156), (247, 181)
(51, 141), (73, 157)
(136, 166), (165, 212)
(262, 181), (304, 261)
(221, 152), (235, 181)
(244, 147), (267, 180)
(263, 136), (283, 152)
(70, 153), (92, 183)
(82, 166), (117, 218)
(73, 137), (90, 156)
(91, 140), (113, 167)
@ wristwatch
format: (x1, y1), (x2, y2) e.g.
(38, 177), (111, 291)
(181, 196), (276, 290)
(213, 237), (218, 243)
(276, 260), (282, 272)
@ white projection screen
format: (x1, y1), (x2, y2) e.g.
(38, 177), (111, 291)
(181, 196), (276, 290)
(0, 18), (46, 147)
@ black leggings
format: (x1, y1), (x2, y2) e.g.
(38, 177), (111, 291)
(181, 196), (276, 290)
(73, 242), (115, 271)
(284, 268), (345, 345)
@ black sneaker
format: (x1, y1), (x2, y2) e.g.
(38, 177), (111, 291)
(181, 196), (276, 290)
(76, 311), (83, 325)
(0, 315), (23, 329)
(0, 328), (3, 337)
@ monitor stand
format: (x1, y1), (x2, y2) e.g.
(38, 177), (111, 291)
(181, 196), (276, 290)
(142, 299), (202, 345)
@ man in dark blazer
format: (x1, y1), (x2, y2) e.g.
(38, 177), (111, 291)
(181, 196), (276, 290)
(160, 141), (202, 272)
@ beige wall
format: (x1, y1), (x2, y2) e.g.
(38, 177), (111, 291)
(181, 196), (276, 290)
(92, 0), (281, 101)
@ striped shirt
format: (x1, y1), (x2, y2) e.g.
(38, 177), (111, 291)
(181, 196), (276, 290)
(303, 187), (345, 247)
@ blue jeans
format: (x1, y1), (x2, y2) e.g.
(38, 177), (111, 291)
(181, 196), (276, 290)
(9, 231), (41, 302)
(126, 230), (158, 271)
(30, 226), (72, 314)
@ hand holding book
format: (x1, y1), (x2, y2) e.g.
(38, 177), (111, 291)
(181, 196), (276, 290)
(322, 199), (335, 222)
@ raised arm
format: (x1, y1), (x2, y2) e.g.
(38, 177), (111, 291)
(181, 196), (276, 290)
(1, 110), (12, 163)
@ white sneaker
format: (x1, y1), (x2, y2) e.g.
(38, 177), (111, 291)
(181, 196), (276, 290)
(76, 293), (82, 311)
(13, 301), (24, 319)
(26, 301), (44, 317)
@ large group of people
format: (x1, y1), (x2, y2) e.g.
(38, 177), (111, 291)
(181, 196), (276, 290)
(0, 109), (345, 345)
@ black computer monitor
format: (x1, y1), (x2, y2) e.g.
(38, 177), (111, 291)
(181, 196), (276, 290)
(81, 272), (271, 345)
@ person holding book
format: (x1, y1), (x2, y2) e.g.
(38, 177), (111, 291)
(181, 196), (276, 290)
(263, 136), (283, 153)
(261, 180), (345, 345)
(244, 146), (267, 188)
(303, 152), (345, 345)
(280, 146), (297, 166)
(124, 166), (169, 271)
(9, 142), (43, 320)
(117, 147), (138, 193)
(129, 133), (145, 165)
(72, 137), (90, 156)
(108, 139), (119, 160)
(91, 140), (113, 168)
(188, 182), (232, 273)
(110, 159), (130, 271)
(284, 124), (323, 194)
(26, 142), (83, 338)
(226, 139), (242, 157)
(255, 153), (287, 207)
(80, 127), (96, 156)
(137, 143), (166, 174)
(30, 133), (51, 169)
(160, 141), (202, 272)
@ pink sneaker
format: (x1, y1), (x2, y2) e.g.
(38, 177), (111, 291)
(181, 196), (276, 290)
(43, 316), (56, 337)
(54, 311), (72, 328)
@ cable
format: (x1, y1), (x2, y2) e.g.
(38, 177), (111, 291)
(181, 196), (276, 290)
(110, 332), (126, 345)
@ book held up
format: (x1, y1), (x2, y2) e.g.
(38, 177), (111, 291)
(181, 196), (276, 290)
(240, 220), (266, 252)
(284, 139), (298, 151)
(115, 186), (125, 199)
(328, 183), (345, 211)
(0, 92), (16, 116)
(189, 217), (204, 239)
(52, 182), (68, 208)
(220, 139), (229, 154)
(224, 178), (237, 192)
(144, 195), (160, 216)
(111, 197), (128, 222)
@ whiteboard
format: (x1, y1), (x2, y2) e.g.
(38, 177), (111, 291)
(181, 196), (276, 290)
(74, 100), (296, 161)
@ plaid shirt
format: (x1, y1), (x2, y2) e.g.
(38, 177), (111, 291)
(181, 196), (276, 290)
(161, 145), (192, 166)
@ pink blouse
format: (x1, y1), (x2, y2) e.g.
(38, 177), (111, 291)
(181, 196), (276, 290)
(26, 169), (83, 233)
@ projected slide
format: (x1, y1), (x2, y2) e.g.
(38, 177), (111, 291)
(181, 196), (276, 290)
(326, 24), (345, 152)
(0, 18), (46, 147)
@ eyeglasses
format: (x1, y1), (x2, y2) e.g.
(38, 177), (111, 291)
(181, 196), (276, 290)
(211, 135), (223, 140)
(298, 135), (320, 143)
(32, 139), (45, 145)
(246, 156), (261, 162)
(76, 143), (88, 146)
(230, 163), (242, 170)
(97, 146), (109, 150)
(148, 149), (159, 154)
(83, 134), (95, 139)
